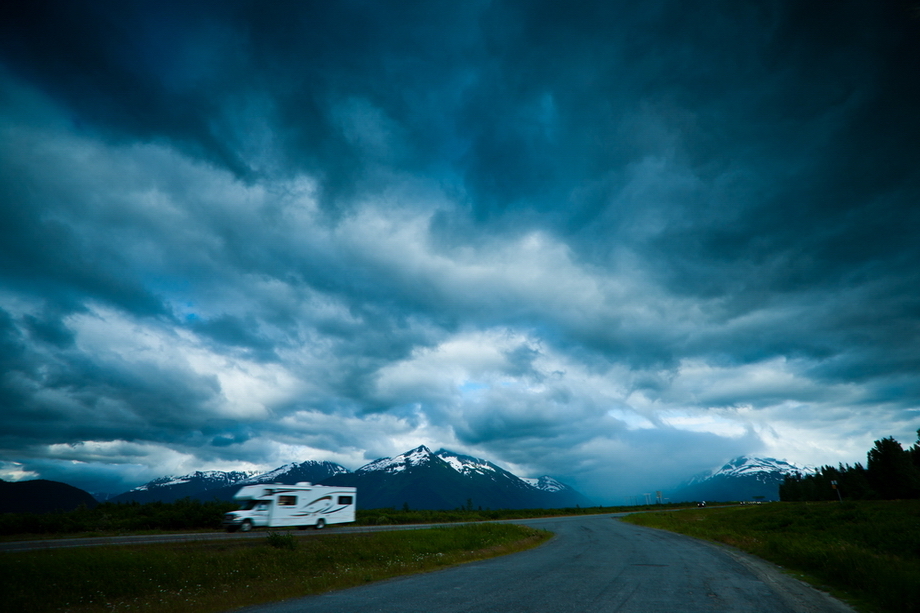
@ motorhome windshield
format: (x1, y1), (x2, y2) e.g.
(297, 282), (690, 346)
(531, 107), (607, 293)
(240, 500), (270, 511)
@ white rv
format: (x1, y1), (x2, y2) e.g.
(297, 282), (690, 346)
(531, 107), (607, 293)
(223, 482), (356, 532)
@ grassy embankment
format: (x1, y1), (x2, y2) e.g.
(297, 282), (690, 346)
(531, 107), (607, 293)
(352, 503), (685, 526)
(0, 499), (689, 540)
(622, 500), (920, 613)
(0, 522), (550, 613)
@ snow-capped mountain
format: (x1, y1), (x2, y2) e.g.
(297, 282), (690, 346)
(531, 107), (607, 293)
(111, 470), (258, 504)
(200, 460), (351, 502)
(434, 448), (533, 493)
(323, 445), (594, 510)
(521, 476), (567, 493)
(240, 460), (349, 485)
(692, 456), (815, 483)
(112, 461), (349, 504)
(356, 446), (435, 474)
(111, 446), (592, 509)
(131, 470), (257, 491)
(435, 451), (576, 496)
(434, 449), (506, 477)
(669, 456), (815, 503)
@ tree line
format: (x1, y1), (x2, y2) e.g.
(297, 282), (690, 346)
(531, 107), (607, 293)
(780, 430), (920, 501)
(0, 498), (238, 536)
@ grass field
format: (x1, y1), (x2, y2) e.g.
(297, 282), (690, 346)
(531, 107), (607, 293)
(0, 523), (549, 613)
(0, 502), (688, 540)
(622, 500), (920, 613)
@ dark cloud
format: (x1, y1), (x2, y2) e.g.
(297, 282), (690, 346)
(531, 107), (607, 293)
(0, 0), (918, 502)
(191, 315), (277, 360)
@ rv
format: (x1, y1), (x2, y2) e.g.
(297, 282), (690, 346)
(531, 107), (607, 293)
(223, 482), (356, 532)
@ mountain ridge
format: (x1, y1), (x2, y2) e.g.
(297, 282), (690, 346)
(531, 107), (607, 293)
(322, 445), (593, 510)
(0, 478), (98, 513)
(669, 456), (815, 502)
(110, 445), (593, 509)
(111, 461), (348, 504)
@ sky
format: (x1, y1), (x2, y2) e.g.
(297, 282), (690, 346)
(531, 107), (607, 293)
(1, 0), (919, 503)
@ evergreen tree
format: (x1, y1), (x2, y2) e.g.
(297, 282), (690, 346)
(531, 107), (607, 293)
(782, 433), (920, 501)
(779, 473), (803, 501)
(837, 462), (873, 500)
(910, 429), (920, 470)
(866, 437), (920, 499)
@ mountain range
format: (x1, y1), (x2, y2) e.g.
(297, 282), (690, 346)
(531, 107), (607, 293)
(3, 451), (817, 514)
(111, 446), (592, 510)
(323, 447), (592, 510)
(109, 461), (348, 505)
(667, 456), (815, 502)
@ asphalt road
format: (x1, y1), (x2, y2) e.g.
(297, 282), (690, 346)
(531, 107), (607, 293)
(0, 522), (437, 552)
(231, 514), (854, 613)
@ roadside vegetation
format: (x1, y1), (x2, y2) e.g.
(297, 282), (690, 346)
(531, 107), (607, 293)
(352, 502), (681, 526)
(0, 522), (550, 613)
(622, 500), (920, 613)
(0, 498), (239, 537)
(1, 499), (690, 539)
(781, 430), (920, 502)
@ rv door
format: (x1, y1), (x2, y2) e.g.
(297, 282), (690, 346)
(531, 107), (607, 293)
(245, 499), (271, 527)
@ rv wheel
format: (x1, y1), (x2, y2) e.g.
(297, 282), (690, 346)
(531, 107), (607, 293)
(240, 520), (253, 532)
(315, 518), (325, 530)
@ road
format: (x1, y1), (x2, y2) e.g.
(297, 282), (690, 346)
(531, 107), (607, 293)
(231, 514), (854, 613)
(0, 522), (438, 552)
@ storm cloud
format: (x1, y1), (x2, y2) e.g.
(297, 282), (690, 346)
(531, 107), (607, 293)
(0, 0), (918, 501)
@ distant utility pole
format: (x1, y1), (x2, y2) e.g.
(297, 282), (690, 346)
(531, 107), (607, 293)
(830, 480), (843, 502)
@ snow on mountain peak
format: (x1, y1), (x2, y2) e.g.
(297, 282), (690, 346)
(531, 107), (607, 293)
(239, 460), (349, 485)
(685, 456), (816, 485)
(434, 449), (498, 475)
(130, 470), (257, 492)
(713, 456), (814, 478)
(433, 450), (572, 493)
(521, 476), (566, 492)
(357, 445), (435, 474)
(244, 462), (297, 484)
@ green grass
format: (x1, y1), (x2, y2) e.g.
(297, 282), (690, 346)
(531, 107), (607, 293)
(0, 501), (692, 540)
(0, 499), (239, 538)
(622, 500), (920, 613)
(0, 523), (549, 613)
(353, 505), (642, 525)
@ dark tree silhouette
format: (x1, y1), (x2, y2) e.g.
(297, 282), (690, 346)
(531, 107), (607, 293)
(781, 432), (920, 501)
(910, 429), (920, 471)
(866, 437), (920, 499)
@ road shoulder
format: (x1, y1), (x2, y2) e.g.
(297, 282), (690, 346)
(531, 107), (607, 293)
(702, 539), (857, 613)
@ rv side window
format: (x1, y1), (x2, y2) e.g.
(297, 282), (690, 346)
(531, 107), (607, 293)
(278, 495), (297, 506)
(338, 496), (353, 505)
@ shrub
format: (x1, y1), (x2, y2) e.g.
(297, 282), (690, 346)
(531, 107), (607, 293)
(266, 531), (298, 550)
